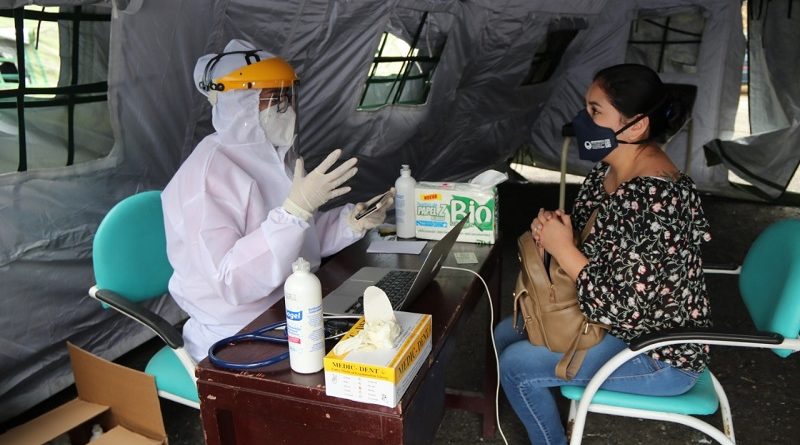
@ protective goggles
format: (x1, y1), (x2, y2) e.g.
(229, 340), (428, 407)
(259, 87), (295, 113)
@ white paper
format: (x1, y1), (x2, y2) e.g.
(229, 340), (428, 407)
(469, 169), (508, 189)
(453, 252), (479, 265)
(367, 239), (427, 255)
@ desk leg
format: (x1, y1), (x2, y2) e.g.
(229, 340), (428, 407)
(484, 249), (501, 439)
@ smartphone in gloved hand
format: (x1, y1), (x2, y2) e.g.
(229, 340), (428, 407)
(355, 191), (392, 220)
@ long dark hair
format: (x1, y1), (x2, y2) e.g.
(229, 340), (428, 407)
(593, 63), (691, 143)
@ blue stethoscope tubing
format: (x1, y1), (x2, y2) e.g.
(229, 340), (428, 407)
(208, 321), (291, 370)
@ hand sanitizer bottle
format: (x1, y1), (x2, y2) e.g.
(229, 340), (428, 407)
(395, 164), (416, 239)
(284, 257), (324, 373)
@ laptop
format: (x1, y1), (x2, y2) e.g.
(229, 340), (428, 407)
(322, 214), (470, 315)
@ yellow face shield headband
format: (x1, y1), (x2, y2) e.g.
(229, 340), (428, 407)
(199, 51), (298, 92)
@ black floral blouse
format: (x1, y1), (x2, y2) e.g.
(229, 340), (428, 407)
(572, 163), (711, 373)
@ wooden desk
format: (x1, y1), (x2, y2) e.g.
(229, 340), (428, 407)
(196, 232), (501, 445)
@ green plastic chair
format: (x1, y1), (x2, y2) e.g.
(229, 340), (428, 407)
(89, 190), (199, 408)
(563, 218), (800, 445)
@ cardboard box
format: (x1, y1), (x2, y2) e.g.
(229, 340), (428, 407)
(414, 181), (498, 244)
(323, 312), (432, 407)
(0, 342), (167, 445)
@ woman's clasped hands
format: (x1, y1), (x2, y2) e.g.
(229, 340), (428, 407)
(531, 208), (574, 258)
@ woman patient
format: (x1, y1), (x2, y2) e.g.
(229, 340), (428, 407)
(496, 63), (712, 445)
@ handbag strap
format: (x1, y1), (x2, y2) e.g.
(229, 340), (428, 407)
(555, 326), (587, 380)
(555, 321), (610, 380)
(512, 275), (525, 331)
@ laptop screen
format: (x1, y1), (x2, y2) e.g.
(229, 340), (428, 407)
(394, 212), (470, 309)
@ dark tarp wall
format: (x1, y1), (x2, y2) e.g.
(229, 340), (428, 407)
(526, 0), (745, 193)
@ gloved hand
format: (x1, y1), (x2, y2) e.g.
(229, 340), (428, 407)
(283, 149), (358, 221)
(347, 188), (395, 233)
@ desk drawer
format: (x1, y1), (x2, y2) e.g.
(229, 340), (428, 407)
(199, 358), (447, 445)
(200, 381), (402, 444)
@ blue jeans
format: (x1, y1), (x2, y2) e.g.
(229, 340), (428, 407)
(495, 316), (699, 445)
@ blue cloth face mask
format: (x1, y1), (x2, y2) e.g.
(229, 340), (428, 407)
(572, 109), (646, 162)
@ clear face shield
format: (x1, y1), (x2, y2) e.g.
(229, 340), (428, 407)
(258, 85), (297, 148)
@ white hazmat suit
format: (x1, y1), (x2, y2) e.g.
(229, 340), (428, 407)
(162, 40), (364, 361)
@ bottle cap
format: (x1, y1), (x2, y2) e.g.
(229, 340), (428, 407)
(292, 257), (311, 273)
(401, 164), (410, 176)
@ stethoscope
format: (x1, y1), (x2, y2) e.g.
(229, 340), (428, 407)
(208, 321), (291, 370)
(207, 315), (360, 370)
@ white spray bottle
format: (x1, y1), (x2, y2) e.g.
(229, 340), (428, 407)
(395, 164), (417, 239)
(284, 257), (324, 373)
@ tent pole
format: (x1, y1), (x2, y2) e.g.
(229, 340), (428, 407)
(684, 118), (694, 175)
(559, 137), (570, 210)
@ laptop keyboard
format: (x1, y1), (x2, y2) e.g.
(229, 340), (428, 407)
(345, 270), (418, 314)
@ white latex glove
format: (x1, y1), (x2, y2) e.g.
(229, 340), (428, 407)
(333, 286), (400, 355)
(283, 149), (358, 220)
(347, 188), (395, 233)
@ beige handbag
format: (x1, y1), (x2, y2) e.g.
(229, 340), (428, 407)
(512, 210), (608, 380)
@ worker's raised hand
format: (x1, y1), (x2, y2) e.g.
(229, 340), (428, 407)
(283, 149), (358, 220)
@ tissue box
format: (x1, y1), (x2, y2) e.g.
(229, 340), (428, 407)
(324, 311), (432, 407)
(415, 181), (498, 244)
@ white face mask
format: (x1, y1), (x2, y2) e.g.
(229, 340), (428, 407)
(259, 105), (296, 147)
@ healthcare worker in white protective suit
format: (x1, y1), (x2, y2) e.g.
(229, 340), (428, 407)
(162, 39), (394, 362)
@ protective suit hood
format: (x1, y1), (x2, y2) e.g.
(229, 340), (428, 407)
(193, 39), (270, 148)
(212, 89), (266, 147)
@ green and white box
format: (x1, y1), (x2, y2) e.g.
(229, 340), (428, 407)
(414, 181), (498, 244)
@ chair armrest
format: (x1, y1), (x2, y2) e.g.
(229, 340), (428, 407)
(630, 329), (784, 351)
(569, 327), (794, 445)
(90, 287), (184, 349)
(703, 262), (741, 275)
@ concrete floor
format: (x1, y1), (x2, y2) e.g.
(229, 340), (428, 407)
(4, 178), (799, 444)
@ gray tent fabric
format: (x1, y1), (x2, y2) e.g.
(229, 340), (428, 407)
(183, 0), (609, 204)
(527, 0), (745, 192)
(0, 0), (195, 421)
(704, 0), (800, 199)
(0, 0), (793, 423)
(705, 125), (800, 199)
(748, 0), (800, 134)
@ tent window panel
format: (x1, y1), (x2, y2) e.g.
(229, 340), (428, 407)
(0, 6), (60, 94)
(0, 5), (61, 96)
(625, 8), (706, 74)
(0, 5), (111, 174)
(13, 101), (113, 171)
(358, 9), (450, 111)
(521, 18), (586, 86)
(0, 110), (19, 169)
